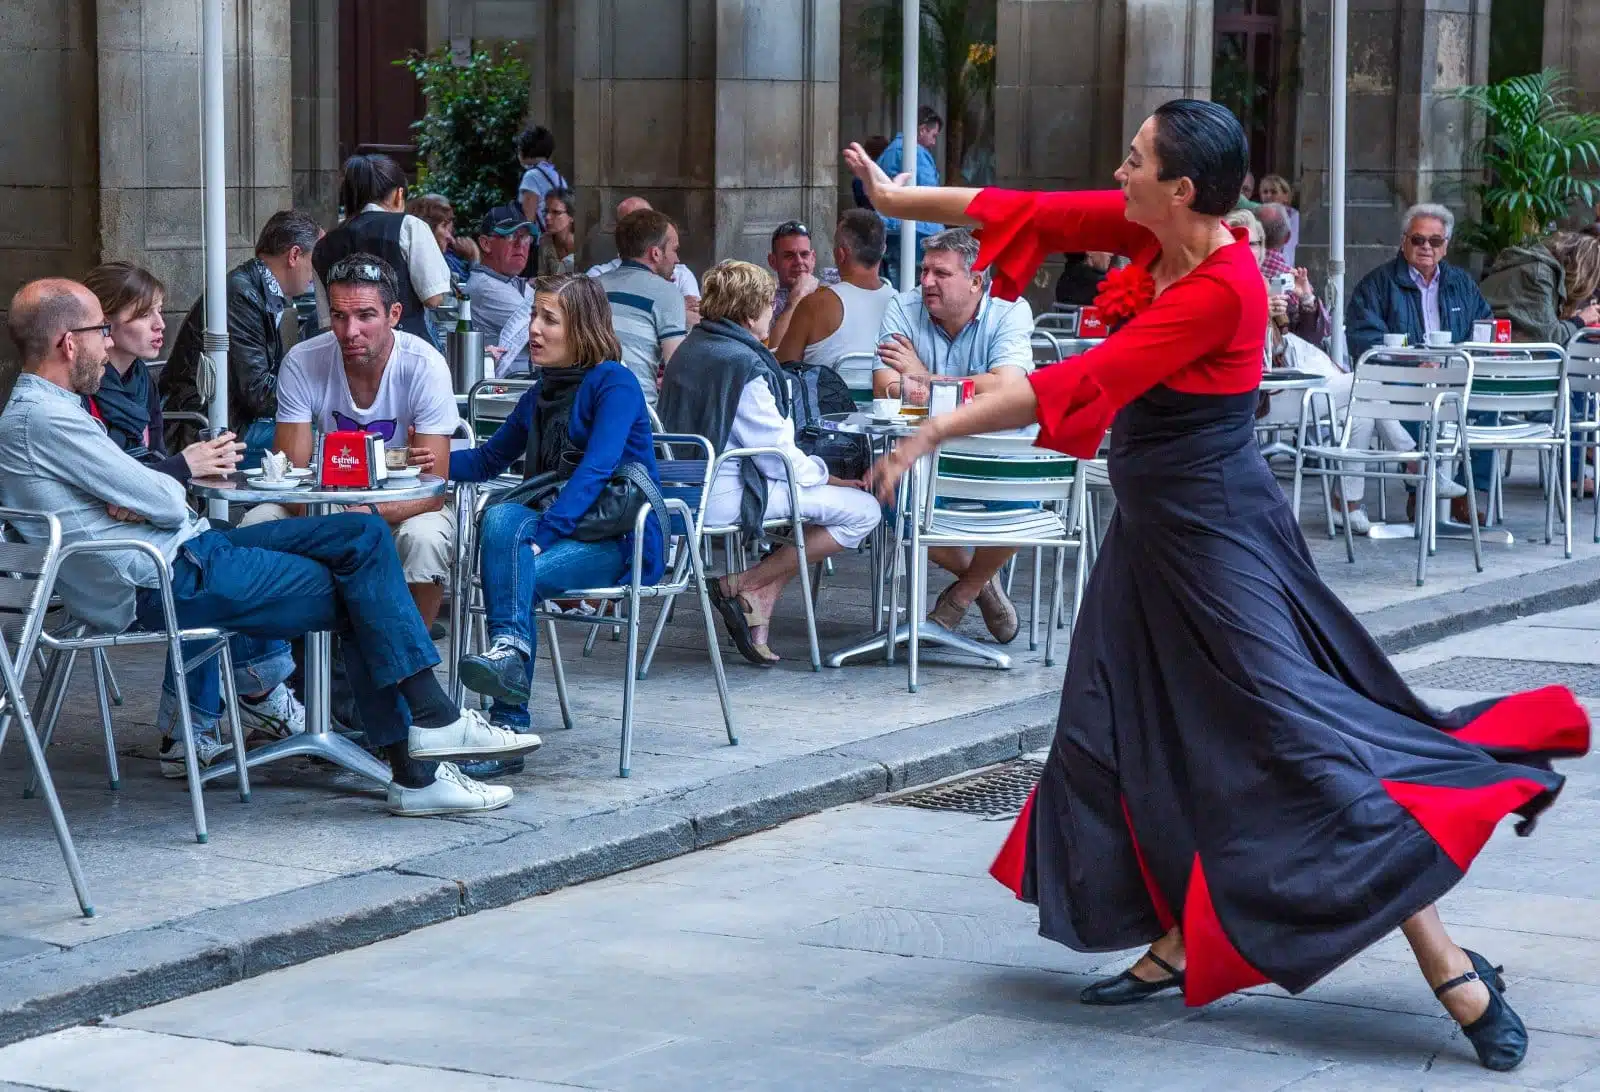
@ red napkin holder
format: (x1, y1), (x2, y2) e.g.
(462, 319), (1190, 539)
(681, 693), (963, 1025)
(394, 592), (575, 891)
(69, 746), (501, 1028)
(315, 430), (389, 489)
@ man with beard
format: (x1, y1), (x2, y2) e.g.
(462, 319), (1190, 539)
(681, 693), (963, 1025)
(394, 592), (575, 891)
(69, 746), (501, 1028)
(0, 278), (536, 812)
(243, 255), (459, 630)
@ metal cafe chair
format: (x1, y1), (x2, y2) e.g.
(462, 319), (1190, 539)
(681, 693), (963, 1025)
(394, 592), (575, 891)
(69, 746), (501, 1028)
(1295, 347), (1481, 586)
(0, 507), (250, 844)
(893, 429), (1090, 692)
(0, 512), (94, 917)
(1565, 329), (1600, 543)
(452, 435), (735, 777)
(1455, 341), (1571, 557)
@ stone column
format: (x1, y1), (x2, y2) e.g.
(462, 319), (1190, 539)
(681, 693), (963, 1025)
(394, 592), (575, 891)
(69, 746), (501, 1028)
(571, 0), (838, 274)
(0, 0), (99, 354)
(96, 0), (293, 326)
(1294, 0), (1489, 285)
(292, 0), (339, 221)
(1121, 0), (1213, 140)
(995, 0), (1127, 192)
(1543, 0), (1600, 112)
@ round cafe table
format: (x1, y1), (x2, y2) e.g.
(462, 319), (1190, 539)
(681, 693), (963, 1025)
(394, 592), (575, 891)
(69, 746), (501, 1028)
(185, 472), (448, 788)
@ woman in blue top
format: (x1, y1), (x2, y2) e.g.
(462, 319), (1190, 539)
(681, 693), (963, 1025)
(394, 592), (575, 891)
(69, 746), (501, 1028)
(452, 274), (664, 774)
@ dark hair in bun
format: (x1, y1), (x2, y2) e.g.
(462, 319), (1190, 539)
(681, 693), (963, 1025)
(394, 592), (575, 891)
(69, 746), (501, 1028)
(1151, 100), (1249, 217)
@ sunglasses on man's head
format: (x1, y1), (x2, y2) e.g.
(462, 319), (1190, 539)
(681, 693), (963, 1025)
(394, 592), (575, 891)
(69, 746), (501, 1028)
(330, 262), (386, 283)
(1407, 234), (1447, 250)
(773, 220), (810, 243)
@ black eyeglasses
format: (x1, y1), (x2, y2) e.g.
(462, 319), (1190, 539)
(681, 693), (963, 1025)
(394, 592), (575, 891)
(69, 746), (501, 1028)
(1407, 234), (1447, 250)
(65, 323), (112, 339)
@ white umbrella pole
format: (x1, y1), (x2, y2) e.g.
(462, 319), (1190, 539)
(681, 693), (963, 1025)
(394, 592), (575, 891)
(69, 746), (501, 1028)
(202, 0), (230, 519)
(898, 0), (919, 292)
(1327, 0), (1348, 369)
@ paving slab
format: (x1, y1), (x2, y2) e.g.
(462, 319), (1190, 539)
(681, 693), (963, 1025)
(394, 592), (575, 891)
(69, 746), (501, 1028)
(1, 469), (1598, 1050)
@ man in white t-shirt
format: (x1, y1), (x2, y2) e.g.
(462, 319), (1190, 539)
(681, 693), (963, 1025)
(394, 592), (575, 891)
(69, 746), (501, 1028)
(244, 254), (461, 627)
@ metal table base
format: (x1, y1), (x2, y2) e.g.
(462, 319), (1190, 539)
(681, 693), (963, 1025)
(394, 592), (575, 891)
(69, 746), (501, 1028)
(826, 620), (1012, 673)
(184, 476), (448, 790)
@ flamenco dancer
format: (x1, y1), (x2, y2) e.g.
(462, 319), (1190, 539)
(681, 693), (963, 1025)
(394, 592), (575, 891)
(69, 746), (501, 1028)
(846, 99), (1589, 1073)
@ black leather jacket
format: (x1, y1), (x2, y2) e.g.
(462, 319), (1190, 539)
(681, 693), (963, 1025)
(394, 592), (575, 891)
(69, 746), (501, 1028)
(160, 258), (286, 440)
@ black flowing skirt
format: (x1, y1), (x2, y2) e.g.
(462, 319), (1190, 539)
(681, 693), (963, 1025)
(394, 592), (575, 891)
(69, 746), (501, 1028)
(991, 387), (1590, 1006)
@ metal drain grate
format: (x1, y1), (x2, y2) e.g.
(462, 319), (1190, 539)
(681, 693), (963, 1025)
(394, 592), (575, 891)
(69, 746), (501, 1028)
(1404, 657), (1600, 696)
(886, 758), (1045, 817)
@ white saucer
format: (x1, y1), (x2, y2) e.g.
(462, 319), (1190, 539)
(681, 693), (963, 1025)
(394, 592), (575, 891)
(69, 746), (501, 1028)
(245, 467), (311, 479)
(386, 465), (423, 479)
(252, 479), (304, 491)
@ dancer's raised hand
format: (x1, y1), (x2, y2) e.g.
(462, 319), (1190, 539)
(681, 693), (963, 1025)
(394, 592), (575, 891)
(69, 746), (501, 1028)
(843, 143), (908, 206)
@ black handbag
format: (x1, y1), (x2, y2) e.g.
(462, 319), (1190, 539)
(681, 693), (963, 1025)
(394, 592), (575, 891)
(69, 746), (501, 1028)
(488, 391), (668, 543)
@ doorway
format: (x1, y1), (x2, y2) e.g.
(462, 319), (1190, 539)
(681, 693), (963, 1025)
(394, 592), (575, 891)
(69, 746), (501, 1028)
(1214, 0), (1280, 179)
(338, 0), (428, 190)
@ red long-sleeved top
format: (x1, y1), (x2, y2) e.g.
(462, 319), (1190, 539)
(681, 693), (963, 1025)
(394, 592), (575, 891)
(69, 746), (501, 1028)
(967, 188), (1268, 457)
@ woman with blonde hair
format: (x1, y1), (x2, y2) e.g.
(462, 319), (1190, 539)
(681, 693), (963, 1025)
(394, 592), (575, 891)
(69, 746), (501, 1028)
(452, 274), (665, 774)
(658, 259), (881, 665)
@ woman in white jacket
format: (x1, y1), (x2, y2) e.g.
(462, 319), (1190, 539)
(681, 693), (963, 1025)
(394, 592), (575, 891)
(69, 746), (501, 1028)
(658, 261), (882, 664)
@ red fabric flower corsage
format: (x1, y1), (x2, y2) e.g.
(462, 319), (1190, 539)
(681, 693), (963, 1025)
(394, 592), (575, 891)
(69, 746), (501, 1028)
(1093, 265), (1156, 326)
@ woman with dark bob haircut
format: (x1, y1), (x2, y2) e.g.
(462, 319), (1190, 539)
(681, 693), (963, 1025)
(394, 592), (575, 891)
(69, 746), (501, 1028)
(846, 99), (1586, 1072)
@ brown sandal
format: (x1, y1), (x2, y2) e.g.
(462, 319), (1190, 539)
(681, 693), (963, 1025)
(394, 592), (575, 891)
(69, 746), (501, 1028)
(709, 578), (779, 666)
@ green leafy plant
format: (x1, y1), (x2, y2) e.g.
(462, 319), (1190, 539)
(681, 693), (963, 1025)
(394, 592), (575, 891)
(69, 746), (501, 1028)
(1455, 69), (1600, 258)
(855, 0), (997, 184)
(399, 44), (530, 227)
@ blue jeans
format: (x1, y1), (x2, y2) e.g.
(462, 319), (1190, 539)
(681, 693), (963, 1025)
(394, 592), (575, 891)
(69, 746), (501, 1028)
(240, 418), (277, 471)
(477, 505), (626, 725)
(149, 638), (294, 743)
(134, 513), (441, 748)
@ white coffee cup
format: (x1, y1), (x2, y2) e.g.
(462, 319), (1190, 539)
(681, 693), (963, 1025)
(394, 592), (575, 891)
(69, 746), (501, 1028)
(871, 397), (902, 419)
(1424, 329), (1453, 347)
(1381, 333), (1408, 348)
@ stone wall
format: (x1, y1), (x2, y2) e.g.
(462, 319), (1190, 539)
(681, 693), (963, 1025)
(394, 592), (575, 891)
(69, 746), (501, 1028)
(0, 0), (99, 366)
(566, 0), (839, 274)
(1544, 0), (1600, 114)
(1293, 0), (1490, 289)
(291, 0), (339, 222)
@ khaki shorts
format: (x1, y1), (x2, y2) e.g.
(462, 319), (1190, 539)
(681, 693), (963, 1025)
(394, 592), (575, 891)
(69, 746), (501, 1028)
(237, 503), (457, 586)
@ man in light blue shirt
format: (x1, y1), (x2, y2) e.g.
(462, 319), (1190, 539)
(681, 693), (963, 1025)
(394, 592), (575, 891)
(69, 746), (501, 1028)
(873, 227), (1033, 648)
(877, 106), (944, 282)
(874, 228), (1034, 397)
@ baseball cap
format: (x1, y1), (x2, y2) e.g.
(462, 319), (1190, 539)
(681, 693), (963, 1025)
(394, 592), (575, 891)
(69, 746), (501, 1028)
(478, 204), (535, 238)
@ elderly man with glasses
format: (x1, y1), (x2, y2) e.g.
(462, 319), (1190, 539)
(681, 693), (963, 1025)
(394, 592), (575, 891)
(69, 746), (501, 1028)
(1346, 203), (1495, 524)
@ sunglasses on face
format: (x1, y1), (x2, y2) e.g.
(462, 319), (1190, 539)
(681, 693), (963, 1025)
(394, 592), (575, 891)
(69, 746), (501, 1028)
(1407, 234), (1447, 250)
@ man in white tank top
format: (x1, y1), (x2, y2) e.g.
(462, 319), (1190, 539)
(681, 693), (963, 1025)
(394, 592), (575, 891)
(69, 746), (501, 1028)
(774, 209), (895, 388)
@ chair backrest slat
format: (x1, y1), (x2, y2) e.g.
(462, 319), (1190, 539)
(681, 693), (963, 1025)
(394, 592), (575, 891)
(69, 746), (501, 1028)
(1461, 343), (1566, 414)
(1344, 349), (1473, 436)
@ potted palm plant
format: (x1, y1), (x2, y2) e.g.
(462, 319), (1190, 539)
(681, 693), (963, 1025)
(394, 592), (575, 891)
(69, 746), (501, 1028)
(1456, 69), (1600, 259)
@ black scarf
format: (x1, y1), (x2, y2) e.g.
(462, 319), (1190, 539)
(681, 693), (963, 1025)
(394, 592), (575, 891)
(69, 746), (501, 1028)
(90, 361), (155, 458)
(530, 365), (590, 476)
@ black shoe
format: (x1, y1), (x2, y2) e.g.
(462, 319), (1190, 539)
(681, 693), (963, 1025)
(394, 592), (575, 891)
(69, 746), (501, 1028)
(1080, 950), (1184, 1006)
(457, 640), (531, 703)
(1465, 948), (1506, 993)
(1435, 953), (1527, 1072)
(455, 755), (526, 779)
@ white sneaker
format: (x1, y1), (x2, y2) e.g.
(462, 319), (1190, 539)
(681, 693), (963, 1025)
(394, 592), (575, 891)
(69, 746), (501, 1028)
(159, 733), (231, 779)
(1334, 506), (1372, 535)
(1434, 474), (1468, 499)
(408, 707), (544, 761)
(236, 683), (306, 741)
(386, 762), (513, 817)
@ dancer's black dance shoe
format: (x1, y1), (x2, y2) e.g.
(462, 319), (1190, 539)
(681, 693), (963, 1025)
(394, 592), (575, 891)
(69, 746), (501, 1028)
(1435, 952), (1526, 1072)
(1079, 950), (1184, 1005)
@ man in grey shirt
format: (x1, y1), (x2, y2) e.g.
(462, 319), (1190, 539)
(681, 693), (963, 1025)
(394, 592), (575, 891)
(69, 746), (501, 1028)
(597, 208), (687, 403)
(465, 204), (535, 374)
(0, 278), (539, 816)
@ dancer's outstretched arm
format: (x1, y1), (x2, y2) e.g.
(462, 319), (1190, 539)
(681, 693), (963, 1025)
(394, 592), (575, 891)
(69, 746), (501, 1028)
(869, 383), (1040, 503)
(843, 143), (980, 227)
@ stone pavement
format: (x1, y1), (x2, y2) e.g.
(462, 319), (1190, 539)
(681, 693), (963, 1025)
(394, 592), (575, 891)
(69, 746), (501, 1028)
(0, 604), (1595, 1089)
(1, 467), (1598, 1045)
